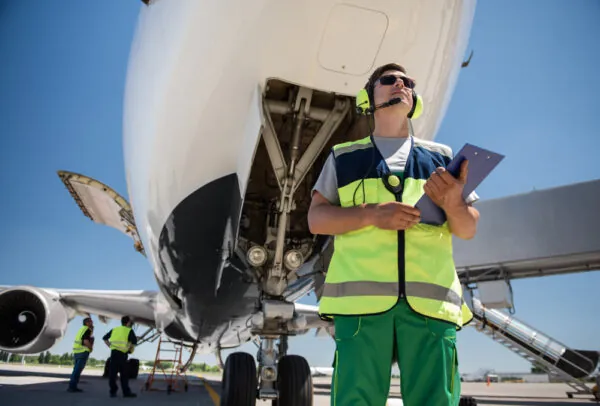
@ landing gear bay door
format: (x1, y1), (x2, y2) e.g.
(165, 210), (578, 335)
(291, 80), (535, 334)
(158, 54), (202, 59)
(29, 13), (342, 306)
(57, 170), (145, 256)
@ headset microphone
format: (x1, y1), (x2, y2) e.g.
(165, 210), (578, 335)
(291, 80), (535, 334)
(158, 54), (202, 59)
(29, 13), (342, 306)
(374, 97), (402, 111)
(355, 87), (423, 119)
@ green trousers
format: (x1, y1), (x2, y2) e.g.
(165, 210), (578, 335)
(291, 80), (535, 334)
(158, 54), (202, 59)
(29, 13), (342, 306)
(331, 299), (461, 406)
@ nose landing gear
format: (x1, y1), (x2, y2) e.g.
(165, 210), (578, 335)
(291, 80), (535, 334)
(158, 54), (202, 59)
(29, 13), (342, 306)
(220, 339), (313, 406)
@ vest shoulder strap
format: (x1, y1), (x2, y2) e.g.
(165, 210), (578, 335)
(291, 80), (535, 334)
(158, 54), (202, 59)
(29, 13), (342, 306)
(332, 136), (372, 159)
(412, 137), (453, 160)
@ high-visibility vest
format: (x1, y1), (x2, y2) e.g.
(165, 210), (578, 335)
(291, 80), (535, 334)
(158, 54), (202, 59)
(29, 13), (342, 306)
(109, 326), (133, 354)
(318, 135), (473, 328)
(72, 326), (91, 353)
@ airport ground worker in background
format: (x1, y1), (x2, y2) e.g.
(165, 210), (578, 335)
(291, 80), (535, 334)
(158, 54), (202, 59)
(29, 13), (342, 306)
(103, 315), (138, 398)
(308, 62), (480, 406)
(67, 316), (94, 392)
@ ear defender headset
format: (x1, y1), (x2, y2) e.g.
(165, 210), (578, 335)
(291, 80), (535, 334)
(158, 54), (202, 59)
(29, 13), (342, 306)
(355, 74), (424, 119)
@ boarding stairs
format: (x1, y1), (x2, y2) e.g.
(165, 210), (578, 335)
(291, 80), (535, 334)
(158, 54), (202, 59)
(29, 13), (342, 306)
(471, 297), (599, 400)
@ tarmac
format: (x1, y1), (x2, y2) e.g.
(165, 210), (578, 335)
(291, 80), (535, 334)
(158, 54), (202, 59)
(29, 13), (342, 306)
(0, 364), (598, 405)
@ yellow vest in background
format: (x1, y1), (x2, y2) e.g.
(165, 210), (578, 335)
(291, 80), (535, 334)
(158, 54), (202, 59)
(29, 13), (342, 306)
(109, 326), (133, 354)
(72, 326), (91, 353)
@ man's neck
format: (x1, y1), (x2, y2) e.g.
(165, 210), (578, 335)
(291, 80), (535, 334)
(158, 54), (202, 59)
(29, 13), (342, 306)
(372, 114), (409, 138)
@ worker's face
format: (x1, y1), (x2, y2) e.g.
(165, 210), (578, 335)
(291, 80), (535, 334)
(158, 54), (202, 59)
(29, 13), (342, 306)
(372, 69), (415, 115)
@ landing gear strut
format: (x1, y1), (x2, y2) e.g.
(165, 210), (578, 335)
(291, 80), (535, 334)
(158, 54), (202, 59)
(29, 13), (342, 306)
(222, 84), (349, 405)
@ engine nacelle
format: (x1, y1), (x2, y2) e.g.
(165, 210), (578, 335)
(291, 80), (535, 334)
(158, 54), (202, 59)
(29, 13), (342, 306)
(0, 286), (69, 354)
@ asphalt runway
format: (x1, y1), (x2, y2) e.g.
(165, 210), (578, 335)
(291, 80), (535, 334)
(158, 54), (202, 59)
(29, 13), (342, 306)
(0, 364), (597, 405)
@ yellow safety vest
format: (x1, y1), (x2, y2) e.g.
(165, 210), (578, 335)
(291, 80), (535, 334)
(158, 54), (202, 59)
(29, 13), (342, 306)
(72, 326), (91, 353)
(318, 135), (473, 328)
(109, 326), (133, 354)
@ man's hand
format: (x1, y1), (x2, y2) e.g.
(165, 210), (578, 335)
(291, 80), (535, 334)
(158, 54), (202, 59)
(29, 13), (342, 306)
(368, 201), (421, 230)
(424, 160), (480, 239)
(423, 160), (468, 210)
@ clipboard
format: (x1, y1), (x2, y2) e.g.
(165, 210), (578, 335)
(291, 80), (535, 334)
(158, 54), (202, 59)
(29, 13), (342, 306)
(415, 143), (505, 226)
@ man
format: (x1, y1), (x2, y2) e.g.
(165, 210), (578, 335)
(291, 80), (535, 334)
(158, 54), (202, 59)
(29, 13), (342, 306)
(308, 63), (480, 406)
(67, 316), (94, 392)
(103, 316), (138, 398)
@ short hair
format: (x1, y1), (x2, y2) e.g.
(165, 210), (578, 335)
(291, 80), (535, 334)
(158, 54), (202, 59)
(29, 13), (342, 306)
(121, 316), (131, 325)
(83, 317), (92, 325)
(365, 63), (407, 105)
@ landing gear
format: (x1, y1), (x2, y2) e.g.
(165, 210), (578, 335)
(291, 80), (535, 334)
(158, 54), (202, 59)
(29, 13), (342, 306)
(459, 396), (478, 406)
(276, 355), (313, 406)
(257, 336), (279, 400)
(224, 83), (349, 404)
(220, 337), (313, 406)
(220, 352), (257, 406)
(255, 335), (313, 405)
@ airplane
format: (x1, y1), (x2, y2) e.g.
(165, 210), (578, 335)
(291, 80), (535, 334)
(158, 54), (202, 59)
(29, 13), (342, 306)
(2, 0), (598, 404)
(310, 366), (334, 377)
(0, 0), (479, 403)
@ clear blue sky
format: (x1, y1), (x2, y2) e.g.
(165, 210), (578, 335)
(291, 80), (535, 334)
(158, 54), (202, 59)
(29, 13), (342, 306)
(1, 1), (599, 376)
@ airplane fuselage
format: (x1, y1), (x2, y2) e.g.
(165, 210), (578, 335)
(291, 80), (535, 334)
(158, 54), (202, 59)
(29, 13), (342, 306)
(122, 0), (476, 351)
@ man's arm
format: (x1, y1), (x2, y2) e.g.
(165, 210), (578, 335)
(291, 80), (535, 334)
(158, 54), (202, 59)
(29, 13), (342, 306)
(128, 330), (138, 346)
(127, 330), (138, 354)
(82, 330), (93, 351)
(103, 330), (111, 348)
(309, 193), (421, 235)
(444, 200), (480, 240)
(308, 153), (420, 235)
(308, 153), (371, 235)
(308, 192), (375, 235)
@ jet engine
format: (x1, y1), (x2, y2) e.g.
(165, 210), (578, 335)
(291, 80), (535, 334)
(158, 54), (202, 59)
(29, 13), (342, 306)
(0, 286), (69, 354)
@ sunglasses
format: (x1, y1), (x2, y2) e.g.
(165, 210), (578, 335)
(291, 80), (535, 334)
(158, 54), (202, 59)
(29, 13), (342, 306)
(377, 74), (415, 89)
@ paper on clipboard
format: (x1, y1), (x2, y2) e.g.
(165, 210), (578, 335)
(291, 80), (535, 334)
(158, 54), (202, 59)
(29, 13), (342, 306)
(415, 143), (505, 226)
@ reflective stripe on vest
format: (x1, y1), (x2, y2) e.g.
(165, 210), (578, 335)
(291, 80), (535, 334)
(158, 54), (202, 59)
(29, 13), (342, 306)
(109, 326), (132, 354)
(72, 326), (90, 353)
(318, 135), (474, 327)
(322, 281), (463, 308)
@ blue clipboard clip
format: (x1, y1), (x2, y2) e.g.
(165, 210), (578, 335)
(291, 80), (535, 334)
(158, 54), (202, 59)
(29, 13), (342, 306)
(415, 143), (505, 226)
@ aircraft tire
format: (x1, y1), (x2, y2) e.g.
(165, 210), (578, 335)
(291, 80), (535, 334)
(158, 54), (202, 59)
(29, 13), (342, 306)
(459, 396), (478, 406)
(276, 355), (313, 406)
(220, 352), (257, 406)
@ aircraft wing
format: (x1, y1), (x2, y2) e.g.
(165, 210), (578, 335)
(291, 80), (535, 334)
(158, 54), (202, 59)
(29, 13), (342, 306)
(0, 284), (161, 354)
(53, 287), (158, 326)
(0, 285), (157, 326)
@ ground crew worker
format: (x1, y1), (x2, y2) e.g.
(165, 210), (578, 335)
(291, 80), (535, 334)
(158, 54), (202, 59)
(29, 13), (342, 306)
(308, 62), (481, 406)
(103, 315), (138, 398)
(67, 316), (94, 392)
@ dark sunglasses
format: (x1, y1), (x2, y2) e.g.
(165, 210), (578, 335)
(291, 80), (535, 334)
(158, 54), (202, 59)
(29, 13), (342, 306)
(377, 74), (415, 89)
